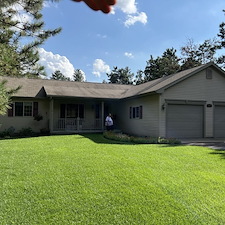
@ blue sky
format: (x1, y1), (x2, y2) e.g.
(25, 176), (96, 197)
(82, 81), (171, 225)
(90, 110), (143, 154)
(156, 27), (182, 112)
(38, 0), (225, 82)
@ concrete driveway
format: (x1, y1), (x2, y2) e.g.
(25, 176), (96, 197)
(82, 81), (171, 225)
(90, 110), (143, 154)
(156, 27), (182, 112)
(180, 138), (225, 150)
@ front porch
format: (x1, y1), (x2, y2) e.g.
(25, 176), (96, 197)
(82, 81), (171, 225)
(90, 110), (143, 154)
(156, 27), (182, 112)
(53, 118), (103, 133)
(48, 97), (119, 134)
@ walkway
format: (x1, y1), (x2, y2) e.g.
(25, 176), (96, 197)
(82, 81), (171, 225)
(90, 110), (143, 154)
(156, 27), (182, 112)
(180, 138), (225, 150)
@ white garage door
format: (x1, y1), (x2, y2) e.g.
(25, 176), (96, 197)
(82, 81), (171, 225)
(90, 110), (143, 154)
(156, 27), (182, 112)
(214, 105), (225, 138)
(166, 104), (204, 138)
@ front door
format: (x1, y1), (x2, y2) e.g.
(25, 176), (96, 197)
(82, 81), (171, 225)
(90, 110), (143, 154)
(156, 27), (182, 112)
(60, 104), (84, 130)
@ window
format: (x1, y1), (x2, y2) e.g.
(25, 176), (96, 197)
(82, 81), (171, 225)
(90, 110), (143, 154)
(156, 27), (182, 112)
(24, 102), (33, 116)
(61, 104), (84, 119)
(9, 102), (38, 117)
(67, 104), (78, 118)
(15, 102), (23, 116)
(130, 106), (143, 119)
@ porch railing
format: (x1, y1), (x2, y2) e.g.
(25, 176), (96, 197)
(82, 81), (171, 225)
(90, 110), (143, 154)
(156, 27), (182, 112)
(55, 118), (102, 131)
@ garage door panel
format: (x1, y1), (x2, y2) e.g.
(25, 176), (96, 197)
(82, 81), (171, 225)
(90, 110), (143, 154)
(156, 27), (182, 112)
(214, 106), (225, 138)
(166, 105), (204, 138)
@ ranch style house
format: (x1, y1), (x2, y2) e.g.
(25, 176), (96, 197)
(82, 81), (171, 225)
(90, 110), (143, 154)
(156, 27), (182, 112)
(1, 62), (225, 138)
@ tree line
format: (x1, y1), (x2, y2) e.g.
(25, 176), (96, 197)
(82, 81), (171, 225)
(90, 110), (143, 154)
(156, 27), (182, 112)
(107, 26), (225, 85)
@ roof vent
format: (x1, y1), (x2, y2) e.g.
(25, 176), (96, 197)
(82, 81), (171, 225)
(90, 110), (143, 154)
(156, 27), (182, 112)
(206, 68), (212, 79)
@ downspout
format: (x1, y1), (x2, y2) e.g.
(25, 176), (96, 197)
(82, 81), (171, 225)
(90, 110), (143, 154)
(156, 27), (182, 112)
(49, 97), (54, 133)
(101, 101), (104, 132)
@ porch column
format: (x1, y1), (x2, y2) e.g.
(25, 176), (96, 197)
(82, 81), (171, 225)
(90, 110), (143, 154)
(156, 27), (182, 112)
(49, 98), (54, 133)
(101, 101), (104, 131)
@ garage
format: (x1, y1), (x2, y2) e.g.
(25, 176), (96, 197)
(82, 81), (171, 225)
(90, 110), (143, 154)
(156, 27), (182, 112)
(166, 104), (204, 138)
(214, 105), (225, 138)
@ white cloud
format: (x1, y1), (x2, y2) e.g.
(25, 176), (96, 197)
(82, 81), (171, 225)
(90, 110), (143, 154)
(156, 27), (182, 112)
(124, 52), (134, 58)
(97, 34), (107, 39)
(116, 0), (137, 14)
(124, 12), (148, 27)
(38, 48), (75, 79)
(92, 59), (111, 77)
(3, 3), (32, 31)
(114, 0), (148, 27)
(43, 1), (58, 8)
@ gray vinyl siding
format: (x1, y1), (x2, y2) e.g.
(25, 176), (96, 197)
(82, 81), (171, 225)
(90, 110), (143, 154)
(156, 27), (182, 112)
(118, 95), (159, 137)
(161, 68), (225, 138)
(164, 69), (225, 101)
(214, 105), (225, 138)
(0, 98), (49, 132)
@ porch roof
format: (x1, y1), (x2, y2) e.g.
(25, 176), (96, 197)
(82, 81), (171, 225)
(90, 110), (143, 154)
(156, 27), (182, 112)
(1, 76), (131, 99)
(43, 81), (130, 99)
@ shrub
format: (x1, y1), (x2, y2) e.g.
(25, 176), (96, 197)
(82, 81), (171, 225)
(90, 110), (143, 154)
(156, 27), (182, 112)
(158, 137), (181, 144)
(0, 126), (15, 138)
(17, 127), (34, 137)
(40, 128), (50, 136)
(103, 131), (131, 142)
(131, 136), (158, 144)
(34, 114), (43, 121)
(103, 131), (181, 145)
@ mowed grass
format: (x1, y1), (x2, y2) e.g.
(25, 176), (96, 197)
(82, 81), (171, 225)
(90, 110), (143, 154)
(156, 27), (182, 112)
(1, 134), (225, 225)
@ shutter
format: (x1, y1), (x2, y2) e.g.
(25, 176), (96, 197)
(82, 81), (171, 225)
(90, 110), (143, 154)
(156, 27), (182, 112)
(129, 107), (132, 119)
(139, 106), (143, 119)
(8, 103), (14, 117)
(60, 104), (66, 118)
(133, 107), (135, 118)
(79, 104), (84, 118)
(33, 102), (38, 116)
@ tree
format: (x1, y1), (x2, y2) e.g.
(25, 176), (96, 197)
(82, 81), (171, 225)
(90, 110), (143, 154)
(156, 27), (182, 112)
(73, 69), (85, 82)
(134, 70), (145, 85)
(106, 66), (134, 84)
(0, 0), (61, 77)
(144, 48), (180, 81)
(216, 10), (225, 67)
(50, 70), (70, 81)
(0, 80), (20, 115)
(0, 43), (22, 77)
(180, 38), (217, 70)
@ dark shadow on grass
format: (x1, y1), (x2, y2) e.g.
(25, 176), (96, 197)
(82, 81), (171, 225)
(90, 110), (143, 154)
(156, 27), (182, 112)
(80, 133), (184, 147)
(210, 149), (225, 159)
(81, 133), (134, 145)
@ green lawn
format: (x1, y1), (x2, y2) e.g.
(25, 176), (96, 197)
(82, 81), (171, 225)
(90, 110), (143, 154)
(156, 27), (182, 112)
(1, 134), (225, 225)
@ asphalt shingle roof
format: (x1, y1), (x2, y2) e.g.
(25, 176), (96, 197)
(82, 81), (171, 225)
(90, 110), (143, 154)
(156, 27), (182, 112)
(1, 62), (222, 100)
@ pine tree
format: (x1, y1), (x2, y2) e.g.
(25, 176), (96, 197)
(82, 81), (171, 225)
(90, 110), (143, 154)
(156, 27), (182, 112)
(0, 80), (20, 115)
(0, 0), (61, 77)
(180, 38), (217, 70)
(144, 48), (180, 81)
(217, 10), (225, 67)
(134, 70), (145, 85)
(0, 0), (61, 114)
(73, 69), (85, 82)
(51, 70), (70, 81)
(107, 66), (134, 84)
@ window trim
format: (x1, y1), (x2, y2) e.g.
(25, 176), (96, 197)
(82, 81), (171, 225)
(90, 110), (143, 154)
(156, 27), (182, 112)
(130, 105), (143, 119)
(9, 101), (38, 117)
(60, 103), (85, 119)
